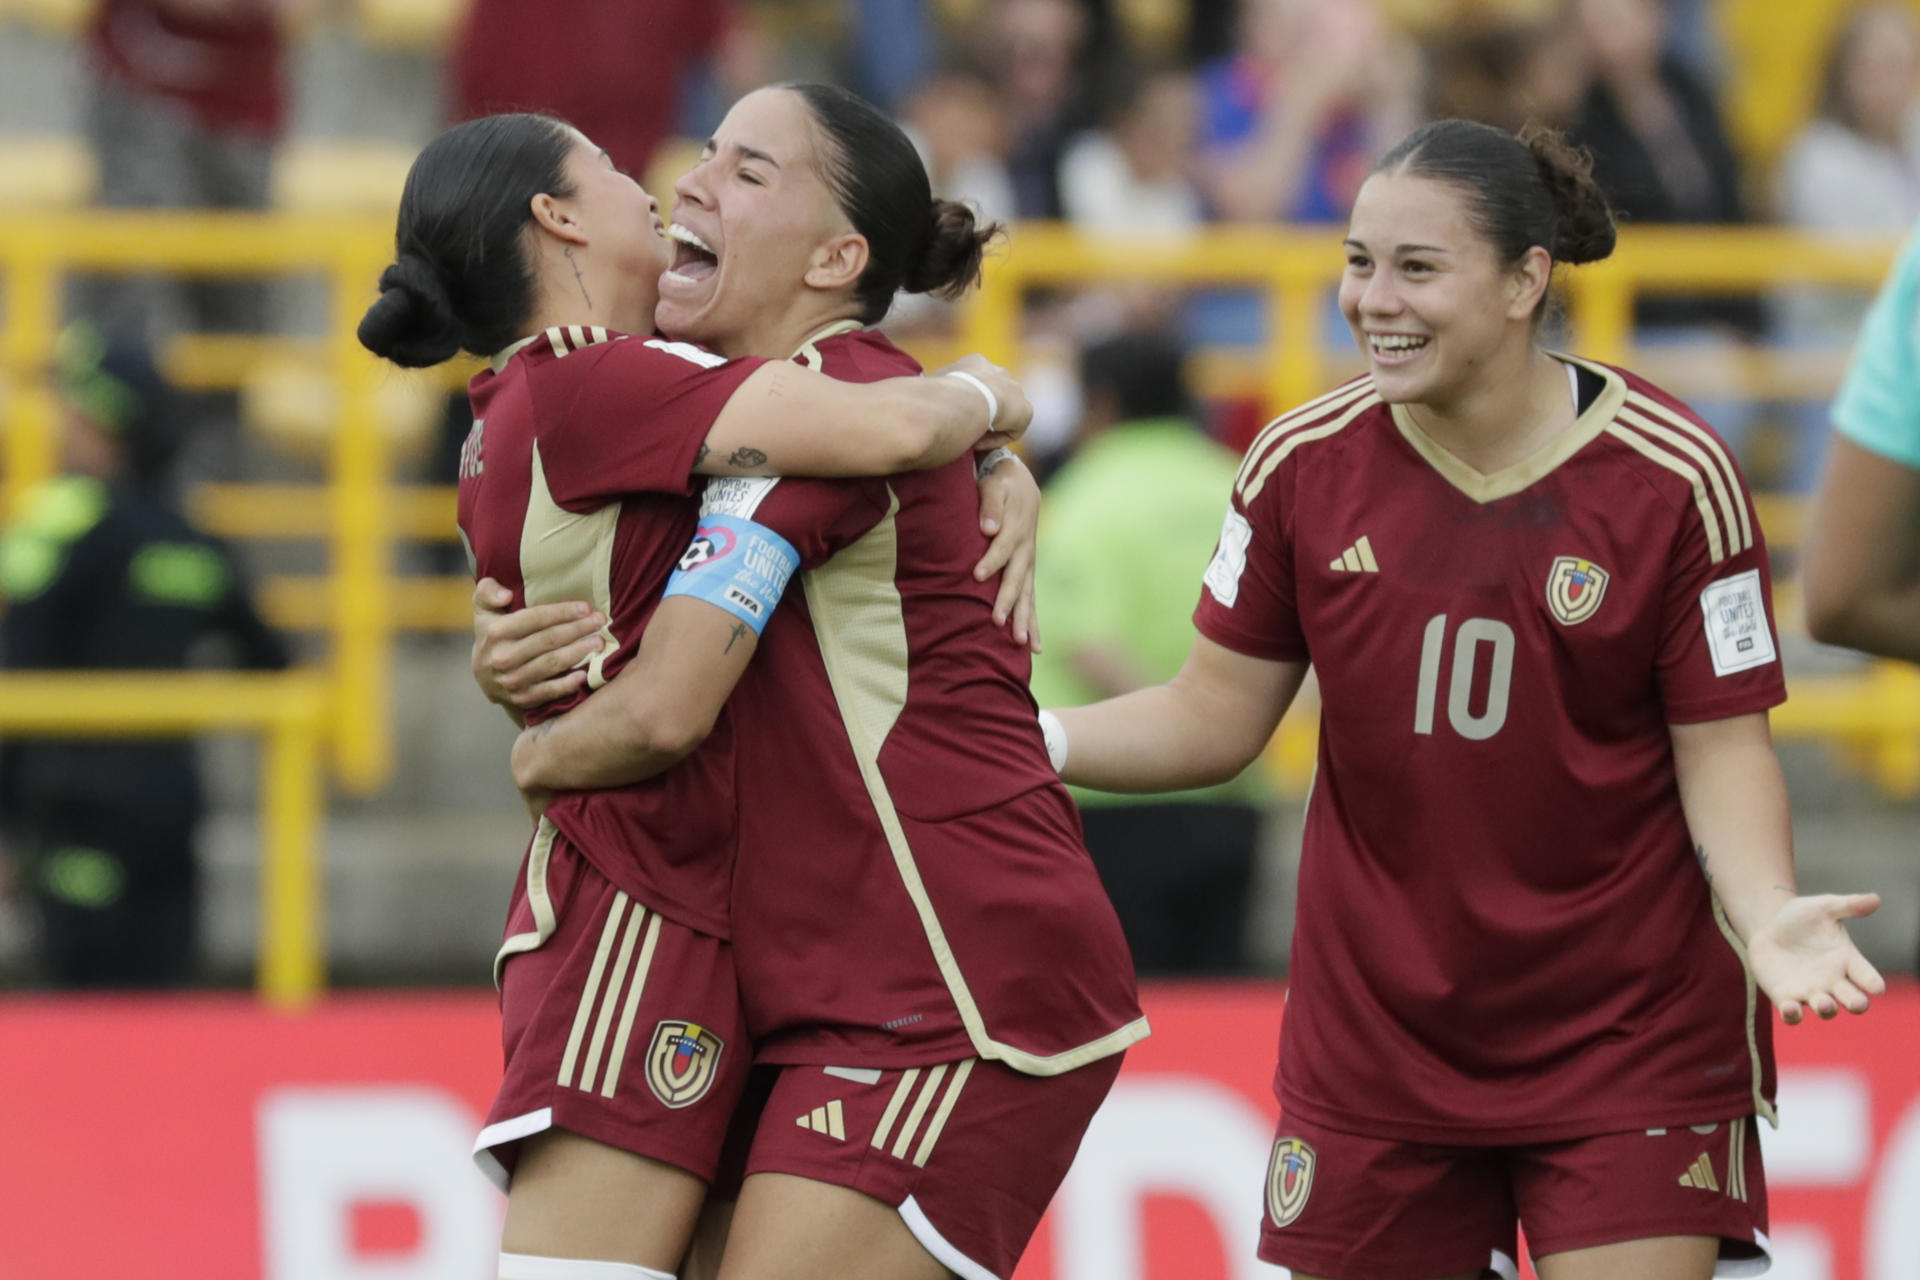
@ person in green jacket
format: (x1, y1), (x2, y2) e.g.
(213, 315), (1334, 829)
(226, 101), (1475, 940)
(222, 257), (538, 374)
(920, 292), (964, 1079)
(1030, 332), (1272, 975)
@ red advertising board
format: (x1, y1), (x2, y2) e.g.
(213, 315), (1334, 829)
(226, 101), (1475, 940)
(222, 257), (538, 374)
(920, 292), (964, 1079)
(1, 983), (1915, 1279)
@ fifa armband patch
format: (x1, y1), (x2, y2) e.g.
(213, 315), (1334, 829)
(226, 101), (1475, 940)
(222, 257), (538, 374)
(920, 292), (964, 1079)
(1699, 568), (1777, 676)
(665, 513), (800, 634)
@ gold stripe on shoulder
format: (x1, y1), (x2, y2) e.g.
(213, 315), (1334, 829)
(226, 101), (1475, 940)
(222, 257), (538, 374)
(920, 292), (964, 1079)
(1616, 406), (1745, 555)
(1239, 390), (1380, 505)
(588, 325), (609, 345)
(1625, 392), (1752, 551)
(1235, 380), (1375, 494)
(545, 327), (569, 359)
(1605, 423), (1727, 563)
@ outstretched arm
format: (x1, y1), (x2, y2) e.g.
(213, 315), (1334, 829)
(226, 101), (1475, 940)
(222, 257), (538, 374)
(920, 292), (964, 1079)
(1671, 712), (1885, 1024)
(696, 354), (1031, 479)
(1050, 636), (1307, 793)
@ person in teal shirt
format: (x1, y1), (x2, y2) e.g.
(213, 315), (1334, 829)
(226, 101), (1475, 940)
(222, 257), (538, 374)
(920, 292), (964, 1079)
(1805, 226), (1920, 665)
(1031, 334), (1271, 975)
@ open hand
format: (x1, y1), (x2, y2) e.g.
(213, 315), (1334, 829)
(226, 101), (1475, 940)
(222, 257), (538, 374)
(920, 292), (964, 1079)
(1747, 892), (1886, 1024)
(471, 577), (603, 711)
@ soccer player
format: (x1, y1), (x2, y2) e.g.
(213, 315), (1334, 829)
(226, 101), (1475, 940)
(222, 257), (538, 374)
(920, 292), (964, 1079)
(485, 85), (1145, 1280)
(1037, 120), (1886, 1280)
(358, 112), (1033, 1280)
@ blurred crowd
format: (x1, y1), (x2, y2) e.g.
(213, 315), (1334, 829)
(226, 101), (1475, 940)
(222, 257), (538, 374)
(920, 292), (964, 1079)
(8, 0), (1920, 984)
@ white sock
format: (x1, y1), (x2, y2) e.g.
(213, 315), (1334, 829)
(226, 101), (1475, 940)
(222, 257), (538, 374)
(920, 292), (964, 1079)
(499, 1254), (674, 1280)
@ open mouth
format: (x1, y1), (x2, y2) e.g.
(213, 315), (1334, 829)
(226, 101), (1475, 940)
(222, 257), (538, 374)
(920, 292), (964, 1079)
(667, 224), (719, 283)
(1368, 333), (1429, 362)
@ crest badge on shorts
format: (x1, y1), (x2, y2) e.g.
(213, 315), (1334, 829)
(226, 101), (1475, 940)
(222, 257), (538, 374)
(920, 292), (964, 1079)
(1266, 1136), (1317, 1229)
(1546, 555), (1610, 626)
(645, 1020), (724, 1108)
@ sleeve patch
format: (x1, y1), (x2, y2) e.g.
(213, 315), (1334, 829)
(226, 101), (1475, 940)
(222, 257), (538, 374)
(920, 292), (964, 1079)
(700, 476), (781, 519)
(1699, 568), (1777, 676)
(1202, 508), (1253, 608)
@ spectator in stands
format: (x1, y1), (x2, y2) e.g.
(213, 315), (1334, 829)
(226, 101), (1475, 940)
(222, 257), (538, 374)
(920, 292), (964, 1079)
(1193, 0), (1422, 223)
(903, 65), (1019, 225)
(1029, 333), (1270, 975)
(1060, 65), (1204, 232)
(76, 0), (297, 345)
(1428, 16), (1590, 135)
(1564, 0), (1757, 336)
(974, 0), (1116, 218)
(450, 0), (752, 179)
(1777, 3), (1920, 328)
(1773, 3), (1920, 490)
(0, 327), (287, 988)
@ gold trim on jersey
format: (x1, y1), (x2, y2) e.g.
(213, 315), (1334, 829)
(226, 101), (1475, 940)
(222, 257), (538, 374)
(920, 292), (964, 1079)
(913, 1059), (974, 1167)
(523, 441), (620, 688)
(802, 492), (1150, 1076)
(1709, 897), (1780, 1128)
(1235, 379), (1376, 495)
(1603, 422), (1730, 564)
(1239, 387), (1381, 506)
(492, 816), (560, 988)
(1388, 355), (1627, 504)
(489, 325), (620, 374)
(1623, 391), (1753, 552)
(791, 318), (865, 368)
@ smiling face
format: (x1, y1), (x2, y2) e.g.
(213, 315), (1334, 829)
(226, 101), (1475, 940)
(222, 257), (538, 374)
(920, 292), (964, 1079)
(545, 128), (671, 328)
(1338, 170), (1547, 409)
(657, 88), (863, 354)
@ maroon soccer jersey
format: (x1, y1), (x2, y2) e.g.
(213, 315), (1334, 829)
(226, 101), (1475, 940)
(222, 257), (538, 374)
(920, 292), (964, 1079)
(457, 325), (766, 937)
(712, 325), (1146, 1076)
(1194, 358), (1786, 1144)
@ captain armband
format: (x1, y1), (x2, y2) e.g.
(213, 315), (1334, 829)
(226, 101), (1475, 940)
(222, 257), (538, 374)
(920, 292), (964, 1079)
(663, 513), (801, 635)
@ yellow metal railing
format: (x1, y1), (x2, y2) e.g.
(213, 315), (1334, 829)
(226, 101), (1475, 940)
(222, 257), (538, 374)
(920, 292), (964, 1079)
(0, 671), (329, 1007)
(5, 217), (1920, 801)
(0, 212), (397, 793)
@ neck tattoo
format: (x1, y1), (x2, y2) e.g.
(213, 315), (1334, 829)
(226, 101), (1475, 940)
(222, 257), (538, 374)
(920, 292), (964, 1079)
(564, 247), (593, 310)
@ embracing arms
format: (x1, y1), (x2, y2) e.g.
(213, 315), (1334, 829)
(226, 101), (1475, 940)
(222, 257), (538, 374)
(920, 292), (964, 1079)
(695, 354), (1030, 479)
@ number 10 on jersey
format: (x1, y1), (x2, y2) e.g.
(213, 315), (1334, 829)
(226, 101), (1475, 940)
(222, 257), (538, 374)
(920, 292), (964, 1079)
(1414, 615), (1515, 741)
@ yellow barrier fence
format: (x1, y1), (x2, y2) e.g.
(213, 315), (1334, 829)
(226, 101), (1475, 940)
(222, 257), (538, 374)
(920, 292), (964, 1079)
(0, 670), (330, 1007)
(4, 216), (1919, 805)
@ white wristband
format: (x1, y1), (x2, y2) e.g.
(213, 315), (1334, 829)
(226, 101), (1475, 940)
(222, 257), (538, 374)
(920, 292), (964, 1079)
(1038, 709), (1068, 773)
(975, 446), (1016, 482)
(944, 370), (1000, 429)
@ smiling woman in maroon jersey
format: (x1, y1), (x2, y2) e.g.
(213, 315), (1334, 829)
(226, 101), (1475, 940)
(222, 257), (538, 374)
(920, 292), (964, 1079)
(477, 85), (1147, 1280)
(1039, 119), (1885, 1280)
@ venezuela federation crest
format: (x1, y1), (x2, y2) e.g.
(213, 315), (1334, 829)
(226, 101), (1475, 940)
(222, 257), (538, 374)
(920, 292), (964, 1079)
(1546, 555), (1610, 626)
(646, 1020), (725, 1108)
(1266, 1136), (1317, 1229)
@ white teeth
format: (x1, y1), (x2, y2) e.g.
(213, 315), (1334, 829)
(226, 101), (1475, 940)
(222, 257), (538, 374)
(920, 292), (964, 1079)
(668, 224), (715, 255)
(1369, 334), (1428, 353)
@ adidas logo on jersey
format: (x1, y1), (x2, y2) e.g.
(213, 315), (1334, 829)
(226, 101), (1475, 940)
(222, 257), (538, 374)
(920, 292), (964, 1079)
(797, 1099), (847, 1141)
(1329, 536), (1380, 573)
(1677, 1153), (1719, 1192)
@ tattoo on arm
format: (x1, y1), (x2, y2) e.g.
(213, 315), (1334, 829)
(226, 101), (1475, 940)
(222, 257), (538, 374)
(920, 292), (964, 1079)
(724, 621), (750, 654)
(727, 446), (768, 469)
(694, 442), (710, 468)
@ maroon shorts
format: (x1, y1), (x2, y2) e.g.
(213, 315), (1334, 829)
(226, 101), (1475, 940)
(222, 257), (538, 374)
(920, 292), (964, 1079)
(714, 1054), (1123, 1280)
(471, 820), (749, 1189)
(1259, 1110), (1771, 1279)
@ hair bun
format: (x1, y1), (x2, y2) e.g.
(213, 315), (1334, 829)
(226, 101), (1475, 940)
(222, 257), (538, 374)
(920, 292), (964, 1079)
(357, 256), (462, 368)
(1519, 123), (1617, 266)
(903, 199), (1000, 301)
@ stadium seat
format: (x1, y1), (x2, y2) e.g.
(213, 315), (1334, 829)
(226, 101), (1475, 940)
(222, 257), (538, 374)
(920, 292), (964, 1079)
(1718, 0), (1856, 176)
(270, 139), (416, 215)
(0, 136), (97, 208)
(353, 0), (468, 50)
(240, 351), (441, 467)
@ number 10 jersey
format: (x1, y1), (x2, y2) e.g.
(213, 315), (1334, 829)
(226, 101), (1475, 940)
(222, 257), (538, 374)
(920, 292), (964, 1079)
(1193, 358), (1787, 1145)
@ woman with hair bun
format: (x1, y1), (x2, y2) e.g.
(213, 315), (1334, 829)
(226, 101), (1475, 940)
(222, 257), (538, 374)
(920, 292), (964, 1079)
(364, 109), (1049, 1280)
(477, 85), (1143, 1280)
(1031, 119), (1885, 1279)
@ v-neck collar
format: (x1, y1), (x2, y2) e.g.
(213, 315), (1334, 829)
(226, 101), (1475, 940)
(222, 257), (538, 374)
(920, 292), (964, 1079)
(1388, 353), (1626, 504)
(791, 318), (865, 367)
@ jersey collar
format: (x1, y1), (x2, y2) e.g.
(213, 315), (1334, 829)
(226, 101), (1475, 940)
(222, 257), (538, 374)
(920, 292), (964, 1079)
(790, 318), (865, 368)
(488, 334), (543, 374)
(1388, 353), (1626, 504)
